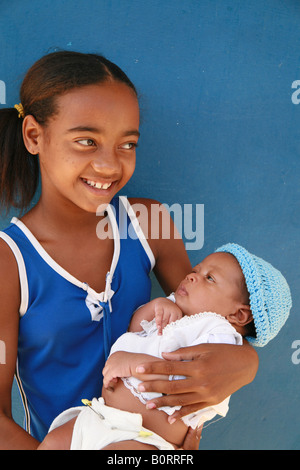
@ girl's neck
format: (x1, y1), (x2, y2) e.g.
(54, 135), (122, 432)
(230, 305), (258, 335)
(21, 196), (107, 242)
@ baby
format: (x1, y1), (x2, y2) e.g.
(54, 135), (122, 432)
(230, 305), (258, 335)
(38, 243), (292, 450)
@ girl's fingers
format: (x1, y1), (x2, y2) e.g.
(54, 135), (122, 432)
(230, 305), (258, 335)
(144, 390), (204, 411)
(137, 358), (193, 378)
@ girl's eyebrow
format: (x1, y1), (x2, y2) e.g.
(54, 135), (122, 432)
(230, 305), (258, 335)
(66, 126), (140, 137)
(67, 126), (101, 133)
(124, 130), (140, 137)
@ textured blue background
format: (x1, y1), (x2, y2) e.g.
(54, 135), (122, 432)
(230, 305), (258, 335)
(0, 0), (299, 449)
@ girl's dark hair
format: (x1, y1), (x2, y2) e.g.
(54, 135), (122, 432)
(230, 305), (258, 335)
(0, 51), (137, 212)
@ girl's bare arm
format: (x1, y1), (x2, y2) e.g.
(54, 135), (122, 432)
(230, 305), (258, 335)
(0, 240), (39, 449)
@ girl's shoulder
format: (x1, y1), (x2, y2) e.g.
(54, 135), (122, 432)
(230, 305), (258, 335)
(127, 197), (173, 229)
(0, 238), (21, 397)
(0, 237), (21, 309)
(127, 196), (174, 249)
(0, 236), (19, 271)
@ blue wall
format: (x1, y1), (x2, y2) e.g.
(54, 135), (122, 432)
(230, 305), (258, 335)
(1, 0), (299, 450)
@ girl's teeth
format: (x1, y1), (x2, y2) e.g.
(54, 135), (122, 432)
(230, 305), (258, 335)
(84, 179), (112, 189)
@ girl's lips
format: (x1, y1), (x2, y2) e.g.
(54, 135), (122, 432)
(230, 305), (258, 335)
(82, 178), (113, 190)
(81, 178), (118, 194)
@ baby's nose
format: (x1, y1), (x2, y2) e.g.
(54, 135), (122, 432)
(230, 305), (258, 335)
(186, 272), (197, 282)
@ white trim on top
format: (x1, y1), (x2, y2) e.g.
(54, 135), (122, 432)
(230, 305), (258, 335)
(4, 195), (154, 316)
(10, 208), (120, 303)
(14, 360), (31, 435)
(119, 196), (156, 271)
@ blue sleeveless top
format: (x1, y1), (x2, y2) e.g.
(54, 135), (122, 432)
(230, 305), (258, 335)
(0, 196), (155, 442)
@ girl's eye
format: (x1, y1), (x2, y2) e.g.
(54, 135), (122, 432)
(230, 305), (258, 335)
(206, 274), (215, 282)
(120, 142), (137, 150)
(76, 139), (95, 147)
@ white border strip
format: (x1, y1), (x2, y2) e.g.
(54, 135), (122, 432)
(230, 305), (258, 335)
(11, 217), (86, 290)
(14, 360), (31, 435)
(119, 196), (156, 270)
(10, 216), (120, 301)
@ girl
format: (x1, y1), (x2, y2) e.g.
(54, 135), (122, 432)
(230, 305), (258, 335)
(0, 51), (258, 449)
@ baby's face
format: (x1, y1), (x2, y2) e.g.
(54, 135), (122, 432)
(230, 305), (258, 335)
(174, 252), (247, 317)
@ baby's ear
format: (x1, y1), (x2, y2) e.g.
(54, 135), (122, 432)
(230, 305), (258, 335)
(227, 304), (253, 327)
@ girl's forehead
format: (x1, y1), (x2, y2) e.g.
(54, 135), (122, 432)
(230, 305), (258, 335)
(58, 82), (138, 109)
(51, 82), (140, 127)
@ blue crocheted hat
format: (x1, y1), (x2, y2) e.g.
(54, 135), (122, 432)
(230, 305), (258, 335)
(215, 243), (292, 347)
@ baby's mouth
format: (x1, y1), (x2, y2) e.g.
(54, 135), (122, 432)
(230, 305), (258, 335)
(176, 283), (188, 296)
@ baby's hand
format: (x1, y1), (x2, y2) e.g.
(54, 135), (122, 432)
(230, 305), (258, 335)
(102, 351), (132, 389)
(154, 298), (183, 335)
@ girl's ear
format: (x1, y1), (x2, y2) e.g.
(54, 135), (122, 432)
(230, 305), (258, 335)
(227, 304), (253, 328)
(22, 115), (42, 155)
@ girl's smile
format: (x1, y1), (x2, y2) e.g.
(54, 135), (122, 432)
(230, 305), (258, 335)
(80, 178), (117, 196)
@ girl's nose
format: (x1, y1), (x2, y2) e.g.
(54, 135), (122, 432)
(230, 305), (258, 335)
(91, 148), (121, 175)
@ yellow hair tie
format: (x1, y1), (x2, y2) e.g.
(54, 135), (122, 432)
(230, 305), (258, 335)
(14, 103), (25, 119)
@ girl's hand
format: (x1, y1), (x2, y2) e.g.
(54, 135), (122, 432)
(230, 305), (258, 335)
(153, 298), (183, 335)
(135, 343), (259, 421)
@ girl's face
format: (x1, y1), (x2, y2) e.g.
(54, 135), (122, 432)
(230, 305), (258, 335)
(26, 82), (140, 213)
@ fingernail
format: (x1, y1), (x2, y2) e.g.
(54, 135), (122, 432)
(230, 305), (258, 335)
(146, 402), (156, 409)
(136, 366), (145, 373)
(138, 384), (145, 392)
(168, 417), (176, 424)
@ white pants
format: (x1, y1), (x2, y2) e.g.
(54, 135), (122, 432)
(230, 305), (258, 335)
(49, 397), (174, 450)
